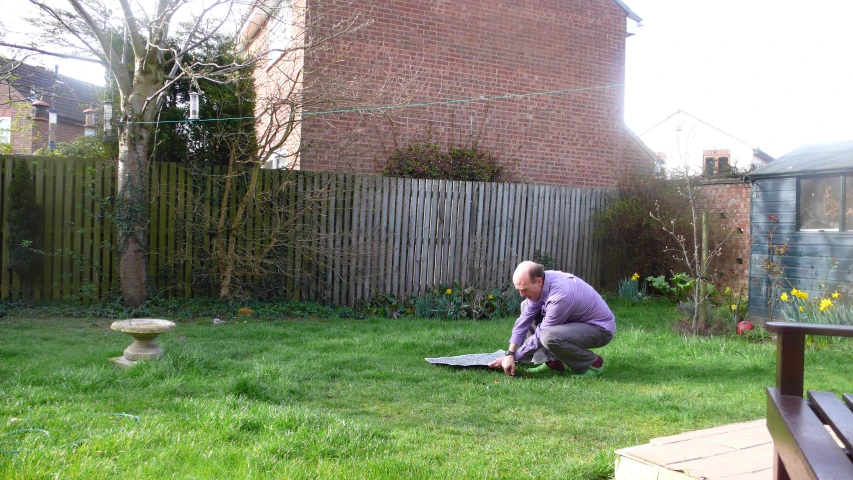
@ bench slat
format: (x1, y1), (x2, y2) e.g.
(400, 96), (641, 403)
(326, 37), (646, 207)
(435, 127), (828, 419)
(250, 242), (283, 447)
(767, 387), (853, 480)
(844, 394), (853, 410)
(766, 322), (853, 338)
(809, 390), (853, 455)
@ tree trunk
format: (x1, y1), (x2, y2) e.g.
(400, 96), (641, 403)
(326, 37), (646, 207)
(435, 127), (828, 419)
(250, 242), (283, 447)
(116, 120), (151, 306)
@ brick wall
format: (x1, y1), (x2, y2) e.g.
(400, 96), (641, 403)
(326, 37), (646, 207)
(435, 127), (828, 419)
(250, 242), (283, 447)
(55, 122), (84, 145)
(694, 180), (752, 295)
(288, 0), (650, 187)
(0, 84), (86, 153)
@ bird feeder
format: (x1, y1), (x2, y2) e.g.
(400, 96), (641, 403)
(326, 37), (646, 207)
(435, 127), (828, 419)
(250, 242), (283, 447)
(103, 100), (113, 136)
(189, 92), (200, 120)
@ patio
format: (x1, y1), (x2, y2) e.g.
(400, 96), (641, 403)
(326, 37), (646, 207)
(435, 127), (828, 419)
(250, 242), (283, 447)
(614, 419), (773, 480)
(616, 417), (846, 479)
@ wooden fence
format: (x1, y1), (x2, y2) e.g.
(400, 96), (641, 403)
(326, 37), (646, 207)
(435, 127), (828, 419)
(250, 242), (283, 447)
(0, 156), (613, 305)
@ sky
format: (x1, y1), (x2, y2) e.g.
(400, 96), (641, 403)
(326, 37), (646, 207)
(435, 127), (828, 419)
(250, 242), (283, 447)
(624, 0), (853, 158)
(5, 0), (853, 159)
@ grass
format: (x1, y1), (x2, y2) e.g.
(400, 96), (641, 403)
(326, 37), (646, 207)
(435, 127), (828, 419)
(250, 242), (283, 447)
(1, 299), (852, 479)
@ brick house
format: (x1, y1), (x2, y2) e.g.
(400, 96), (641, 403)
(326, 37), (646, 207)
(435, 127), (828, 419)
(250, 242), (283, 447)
(0, 60), (102, 154)
(241, 0), (656, 187)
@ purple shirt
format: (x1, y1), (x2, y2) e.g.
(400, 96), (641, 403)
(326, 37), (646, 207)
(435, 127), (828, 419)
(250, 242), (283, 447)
(509, 271), (615, 360)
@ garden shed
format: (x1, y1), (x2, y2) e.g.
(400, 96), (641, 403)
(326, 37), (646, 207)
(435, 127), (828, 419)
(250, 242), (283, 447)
(745, 139), (853, 323)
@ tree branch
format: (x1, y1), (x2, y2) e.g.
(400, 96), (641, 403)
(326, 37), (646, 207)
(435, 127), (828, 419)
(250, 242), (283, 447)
(27, 0), (108, 64)
(65, 0), (131, 94)
(117, 0), (146, 60)
(0, 42), (104, 64)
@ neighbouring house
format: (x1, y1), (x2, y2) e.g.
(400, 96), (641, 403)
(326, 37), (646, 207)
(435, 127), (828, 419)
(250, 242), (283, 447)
(240, 0), (657, 187)
(0, 60), (102, 154)
(640, 110), (774, 178)
(745, 139), (853, 324)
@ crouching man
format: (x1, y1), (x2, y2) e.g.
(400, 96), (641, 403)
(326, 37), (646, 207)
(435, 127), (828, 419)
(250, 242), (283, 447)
(488, 261), (615, 377)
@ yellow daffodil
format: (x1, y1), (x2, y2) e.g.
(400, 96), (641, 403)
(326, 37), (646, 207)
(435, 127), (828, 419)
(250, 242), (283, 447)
(445, 288), (452, 295)
(791, 288), (809, 300)
(819, 298), (833, 311)
(631, 273), (640, 281)
(731, 304), (737, 311)
(780, 293), (789, 302)
(799, 306), (804, 312)
(832, 290), (840, 299)
(488, 295), (494, 300)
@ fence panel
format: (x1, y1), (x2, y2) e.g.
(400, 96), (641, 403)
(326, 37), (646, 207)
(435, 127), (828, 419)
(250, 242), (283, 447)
(0, 156), (613, 305)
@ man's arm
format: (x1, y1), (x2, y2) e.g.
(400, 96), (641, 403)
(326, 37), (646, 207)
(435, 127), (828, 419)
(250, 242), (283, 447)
(513, 297), (572, 358)
(487, 343), (518, 375)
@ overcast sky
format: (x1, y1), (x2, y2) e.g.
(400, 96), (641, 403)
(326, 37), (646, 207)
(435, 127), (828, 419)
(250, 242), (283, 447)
(624, 0), (853, 158)
(6, 0), (852, 159)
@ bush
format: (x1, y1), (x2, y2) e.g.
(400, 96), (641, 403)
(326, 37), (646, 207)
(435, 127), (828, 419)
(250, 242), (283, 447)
(363, 281), (522, 321)
(6, 159), (44, 300)
(379, 135), (516, 182)
(33, 135), (116, 160)
(0, 297), (366, 321)
(596, 175), (685, 279)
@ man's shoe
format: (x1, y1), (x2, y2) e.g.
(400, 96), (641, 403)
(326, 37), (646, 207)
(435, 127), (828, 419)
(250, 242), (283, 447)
(572, 365), (604, 378)
(519, 362), (563, 374)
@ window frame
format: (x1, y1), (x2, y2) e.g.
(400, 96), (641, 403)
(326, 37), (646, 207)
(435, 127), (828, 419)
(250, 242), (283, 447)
(797, 174), (850, 232)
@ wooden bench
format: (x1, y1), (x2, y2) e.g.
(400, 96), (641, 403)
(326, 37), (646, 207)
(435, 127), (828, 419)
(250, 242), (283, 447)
(765, 322), (853, 480)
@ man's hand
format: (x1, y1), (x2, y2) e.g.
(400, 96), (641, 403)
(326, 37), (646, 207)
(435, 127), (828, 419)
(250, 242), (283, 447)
(488, 354), (515, 376)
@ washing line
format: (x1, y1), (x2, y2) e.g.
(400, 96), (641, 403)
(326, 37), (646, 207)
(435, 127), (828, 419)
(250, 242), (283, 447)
(123, 82), (625, 125)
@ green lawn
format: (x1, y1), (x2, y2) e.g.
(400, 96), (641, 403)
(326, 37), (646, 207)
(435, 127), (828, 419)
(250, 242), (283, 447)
(1, 300), (852, 479)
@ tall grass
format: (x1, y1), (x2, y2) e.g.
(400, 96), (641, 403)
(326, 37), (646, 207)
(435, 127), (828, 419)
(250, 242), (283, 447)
(1, 299), (852, 479)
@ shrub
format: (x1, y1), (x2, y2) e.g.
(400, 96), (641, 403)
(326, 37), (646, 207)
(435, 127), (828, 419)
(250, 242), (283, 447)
(532, 249), (557, 271)
(363, 281), (522, 321)
(379, 134), (516, 182)
(6, 159), (44, 300)
(33, 135), (116, 160)
(596, 175), (685, 279)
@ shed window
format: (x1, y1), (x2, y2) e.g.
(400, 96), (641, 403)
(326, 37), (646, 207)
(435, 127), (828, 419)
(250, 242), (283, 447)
(847, 177), (853, 229)
(798, 176), (851, 231)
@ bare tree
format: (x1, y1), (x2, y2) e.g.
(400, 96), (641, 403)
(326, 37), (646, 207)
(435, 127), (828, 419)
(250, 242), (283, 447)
(649, 120), (738, 332)
(4, 0), (418, 304)
(195, 1), (418, 299)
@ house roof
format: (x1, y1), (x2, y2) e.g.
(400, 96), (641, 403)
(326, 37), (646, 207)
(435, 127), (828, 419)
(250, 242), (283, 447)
(745, 140), (853, 180)
(639, 109), (756, 149)
(624, 125), (658, 160)
(612, 0), (642, 22)
(239, 0), (642, 43)
(1, 60), (102, 126)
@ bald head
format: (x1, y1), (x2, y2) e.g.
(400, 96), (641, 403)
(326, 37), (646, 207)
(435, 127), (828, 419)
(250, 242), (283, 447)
(513, 261), (545, 302)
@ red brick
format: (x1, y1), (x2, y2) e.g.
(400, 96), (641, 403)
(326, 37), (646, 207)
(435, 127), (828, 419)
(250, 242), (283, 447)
(249, 0), (654, 186)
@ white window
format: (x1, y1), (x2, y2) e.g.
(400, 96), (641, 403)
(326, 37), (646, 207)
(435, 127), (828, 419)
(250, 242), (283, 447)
(267, 0), (293, 67)
(269, 146), (288, 169)
(0, 117), (10, 143)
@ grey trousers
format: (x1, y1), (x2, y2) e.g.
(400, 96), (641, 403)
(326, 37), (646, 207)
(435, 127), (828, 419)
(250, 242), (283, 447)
(517, 321), (613, 374)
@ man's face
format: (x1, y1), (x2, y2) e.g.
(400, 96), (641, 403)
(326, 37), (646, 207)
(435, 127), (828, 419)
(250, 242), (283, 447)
(515, 274), (544, 302)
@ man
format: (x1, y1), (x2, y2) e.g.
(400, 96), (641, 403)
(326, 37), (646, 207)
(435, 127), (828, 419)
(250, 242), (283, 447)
(487, 261), (615, 377)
